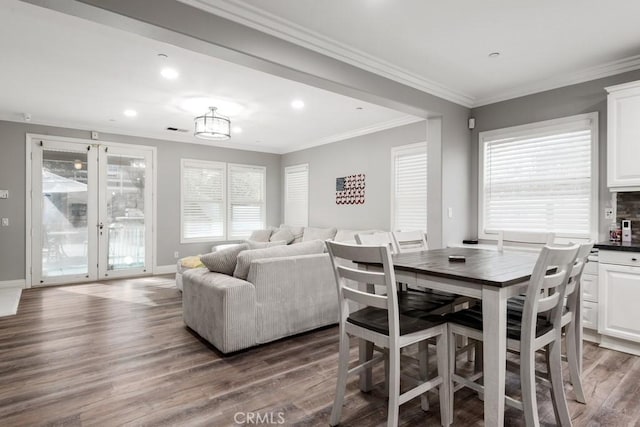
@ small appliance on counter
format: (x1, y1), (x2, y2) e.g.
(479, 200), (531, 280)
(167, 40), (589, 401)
(622, 219), (632, 243)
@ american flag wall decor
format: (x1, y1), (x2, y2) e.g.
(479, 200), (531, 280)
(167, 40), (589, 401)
(336, 174), (365, 205)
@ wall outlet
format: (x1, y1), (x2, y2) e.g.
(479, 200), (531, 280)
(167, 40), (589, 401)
(605, 208), (614, 220)
(174, 251), (180, 259)
(1, 218), (8, 226)
(0, 190), (8, 199)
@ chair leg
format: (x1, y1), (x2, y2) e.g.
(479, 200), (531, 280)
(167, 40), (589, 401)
(419, 340), (430, 411)
(330, 332), (351, 426)
(520, 348), (540, 427)
(387, 346), (401, 427)
(548, 340), (573, 426)
(359, 339), (374, 392)
(436, 331), (451, 426)
(565, 324), (586, 404)
(447, 326), (456, 425)
(474, 341), (484, 402)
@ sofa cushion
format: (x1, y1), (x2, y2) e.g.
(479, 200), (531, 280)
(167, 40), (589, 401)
(248, 229), (273, 242)
(200, 243), (249, 275)
(303, 226), (337, 242)
(270, 228), (295, 244)
(233, 240), (325, 280)
(246, 240), (287, 249)
(278, 224), (305, 243)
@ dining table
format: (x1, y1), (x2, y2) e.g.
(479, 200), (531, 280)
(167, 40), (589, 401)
(359, 246), (549, 426)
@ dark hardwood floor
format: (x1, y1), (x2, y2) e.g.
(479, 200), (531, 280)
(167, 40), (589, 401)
(1, 276), (639, 426)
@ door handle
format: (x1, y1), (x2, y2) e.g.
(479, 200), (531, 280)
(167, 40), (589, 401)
(98, 223), (104, 230)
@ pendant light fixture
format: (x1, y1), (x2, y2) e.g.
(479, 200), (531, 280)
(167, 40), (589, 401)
(194, 107), (231, 140)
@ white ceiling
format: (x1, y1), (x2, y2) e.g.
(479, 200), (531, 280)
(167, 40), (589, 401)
(185, 0), (640, 107)
(0, 1), (418, 154)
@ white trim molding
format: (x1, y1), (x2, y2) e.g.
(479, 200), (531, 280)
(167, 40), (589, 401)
(0, 279), (26, 290)
(179, 0), (475, 108)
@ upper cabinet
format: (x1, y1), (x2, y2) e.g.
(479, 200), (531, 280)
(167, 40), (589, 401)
(606, 80), (640, 191)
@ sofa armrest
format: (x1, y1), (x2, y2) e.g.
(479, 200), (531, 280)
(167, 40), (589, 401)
(247, 253), (339, 343)
(182, 267), (257, 353)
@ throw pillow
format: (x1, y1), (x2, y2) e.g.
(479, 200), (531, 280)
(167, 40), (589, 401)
(246, 240), (287, 249)
(200, 243), (249, 275)
(302, 226), (338, 242)
(180, 255), (204, 269)
(269, 228), (295, 244)
(248, 229), (273, 242)
(233, 239), (325, 280)
(278, 224), (305, 243)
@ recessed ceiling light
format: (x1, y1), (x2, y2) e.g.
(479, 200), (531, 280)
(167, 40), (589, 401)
(232, 126), (243, 134)
(291, 99), (305, 110)
(161, 67), (179, 80)
(488, 52), (501, 58)
(123, 109), (137, 117)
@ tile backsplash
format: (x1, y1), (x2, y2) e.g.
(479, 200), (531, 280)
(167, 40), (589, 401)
(617, 192), (640, 241)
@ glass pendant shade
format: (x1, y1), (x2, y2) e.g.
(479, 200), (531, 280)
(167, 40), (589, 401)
(194, 107), (231, 140)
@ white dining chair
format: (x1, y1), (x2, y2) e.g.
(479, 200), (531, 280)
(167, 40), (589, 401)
(326, 241), (450, 427)
(497, 230), (555, 252)
(355, 231), (399, 254)
(447, 243), (579, 426)
(392, 230), (428, 253)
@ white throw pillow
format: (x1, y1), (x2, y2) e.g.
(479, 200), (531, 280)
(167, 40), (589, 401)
(302, 226), (337, 242)
(270, 228), (295, 244)
(278, 224), (305, 243)
(248, 229), (273, 242)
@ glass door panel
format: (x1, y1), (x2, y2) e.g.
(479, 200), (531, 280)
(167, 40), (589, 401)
(99, 147), (152, 278)
(32, 139), (98, 286)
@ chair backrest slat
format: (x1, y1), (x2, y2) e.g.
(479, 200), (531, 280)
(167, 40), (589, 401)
(392, 230), (428, 253)
(342, 286), (389, 310)
(497, 230), (555, 252)
(337, 265), (387, 287)
(355, 232), (398, 254)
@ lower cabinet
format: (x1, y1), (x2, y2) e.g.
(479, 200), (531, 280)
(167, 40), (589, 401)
(599, 261), (640, 343)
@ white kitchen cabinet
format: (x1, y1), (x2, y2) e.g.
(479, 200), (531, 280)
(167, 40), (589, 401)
(599, 259), (640, 343)
(606, 80), (640, 191)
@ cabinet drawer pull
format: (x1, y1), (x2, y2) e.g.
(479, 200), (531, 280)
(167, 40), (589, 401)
(633, 257), (638, 262)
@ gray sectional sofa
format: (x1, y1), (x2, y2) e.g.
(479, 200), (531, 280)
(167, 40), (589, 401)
(181, 226), (373, 353)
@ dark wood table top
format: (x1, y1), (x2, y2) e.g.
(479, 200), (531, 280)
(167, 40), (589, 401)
(388, 247), (541, 288)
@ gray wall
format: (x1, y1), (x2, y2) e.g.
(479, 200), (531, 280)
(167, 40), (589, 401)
(470, 69), (640, 241)
(0, 120), (281, 281)
(282, 118), (468, 249)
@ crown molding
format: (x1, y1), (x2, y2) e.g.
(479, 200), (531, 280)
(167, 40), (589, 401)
(178, 0), (475, 108)
(473, 54), (640, 107)
(0, 114), (280, 154)
(281, 115), (424, 154)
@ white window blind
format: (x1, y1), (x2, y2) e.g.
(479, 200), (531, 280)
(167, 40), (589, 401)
(480, 114), (597, 239)
(228, 164), (266, 239)
(391, 143), (427, 232)
(181, 159), (226, 241)
(284, 164), (309, 227)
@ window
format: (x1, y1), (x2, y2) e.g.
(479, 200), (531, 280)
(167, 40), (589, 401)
(181, 159), (226, 242)
(284, 164), (309, 227)
(181, 159), (266, 242)
(228, 164), (266, 239)
(479, 113), (598, 240)
(391, 142), (427, 232)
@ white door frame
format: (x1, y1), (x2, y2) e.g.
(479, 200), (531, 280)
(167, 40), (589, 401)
(25, 133), (157, 288)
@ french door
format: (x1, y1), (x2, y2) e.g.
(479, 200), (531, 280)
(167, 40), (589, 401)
(30, 137), (153, 286)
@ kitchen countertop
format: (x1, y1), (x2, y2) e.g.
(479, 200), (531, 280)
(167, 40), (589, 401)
(594, 241), (640, 252)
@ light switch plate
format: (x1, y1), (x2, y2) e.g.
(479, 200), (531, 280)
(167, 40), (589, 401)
(0, 190), (8, 199)
(1, 218), (8, 226)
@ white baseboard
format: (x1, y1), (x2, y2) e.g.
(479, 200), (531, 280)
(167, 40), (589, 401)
(0, 279), (26, 289)
(154, 265), (177, 275)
